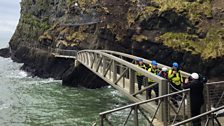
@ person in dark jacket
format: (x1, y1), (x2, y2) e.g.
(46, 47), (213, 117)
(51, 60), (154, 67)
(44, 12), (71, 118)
(183, 73), (204, 126)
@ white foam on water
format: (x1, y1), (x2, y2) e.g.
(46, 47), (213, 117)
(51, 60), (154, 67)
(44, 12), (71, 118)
(8, 70), (28, 79)
(0, 104), (10, 111)
(18, 71), (28, 78)
(37, 77), (61, 85)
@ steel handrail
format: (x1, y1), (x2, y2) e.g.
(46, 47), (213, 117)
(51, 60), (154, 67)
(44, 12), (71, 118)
(172, 105), (224, 126)
(101, 50), (191, 77)
(99, 89), (189, 115)
(207, 81), (224, 85)
(77, 50), (167, 83)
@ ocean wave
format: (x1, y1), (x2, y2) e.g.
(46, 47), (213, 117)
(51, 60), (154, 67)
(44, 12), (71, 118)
(18, 71), (28, 78)
(0, 103), (10, 111)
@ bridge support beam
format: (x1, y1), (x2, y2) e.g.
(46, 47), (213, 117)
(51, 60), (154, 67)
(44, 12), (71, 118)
(112, 61), (117, 83)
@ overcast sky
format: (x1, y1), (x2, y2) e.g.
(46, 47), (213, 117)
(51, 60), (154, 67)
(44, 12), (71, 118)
(0, 0), (20, 47)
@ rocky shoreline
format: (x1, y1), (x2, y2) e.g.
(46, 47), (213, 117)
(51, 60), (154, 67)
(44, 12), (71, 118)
(3, 45), (108, 88)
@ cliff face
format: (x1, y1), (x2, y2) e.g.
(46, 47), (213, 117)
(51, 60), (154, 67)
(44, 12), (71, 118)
(9, 0), (224, 87)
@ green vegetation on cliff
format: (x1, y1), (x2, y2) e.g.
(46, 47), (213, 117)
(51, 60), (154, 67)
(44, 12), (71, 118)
(21, 14), (50, 31)
(158, 26), (224, 59)
(15, 0), (224, 59)
(156, 0), (212, 23)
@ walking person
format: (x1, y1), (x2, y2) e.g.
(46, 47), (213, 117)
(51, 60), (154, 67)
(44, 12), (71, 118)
(183, 73), (204, 126)
(147, 60), (160, 99)
(168, 62), (183, 107)
(136, 58), (146, 91)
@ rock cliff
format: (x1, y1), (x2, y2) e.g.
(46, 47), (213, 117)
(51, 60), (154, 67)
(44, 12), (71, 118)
(8, 0), (224, 87)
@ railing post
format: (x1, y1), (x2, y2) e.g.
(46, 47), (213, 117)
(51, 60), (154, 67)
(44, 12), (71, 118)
(86, 53), (89, 66)
(74, 60), (80, 67)
(134, 105), (139, 126)
(186, 90), (192, 126)
(93, 53), (98, 70)
(102, 57), (107, 76)
(159, 79), (168, 126)
(100, 115), (104, 126)
(205, 84), (213, 126)
(83, 53), (86, 64)
(112, 61), (117, 83)
(145, 77), (149, 100)
(129, 69), (135, 94)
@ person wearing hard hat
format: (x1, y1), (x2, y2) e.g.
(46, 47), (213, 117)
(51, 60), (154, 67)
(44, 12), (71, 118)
(147, 60), (160, 99)
(168, 62), (183, 88)
(168, 62), (183, 107)
(158, 67), (168, 79)
(136, 58), (147, 91)
(183, 73), (204, 126)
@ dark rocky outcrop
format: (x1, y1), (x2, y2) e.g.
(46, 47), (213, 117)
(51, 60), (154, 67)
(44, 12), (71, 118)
(0, 47), (11, 58)
(7, 0), (224, 88)
(62, 64), (108, 88)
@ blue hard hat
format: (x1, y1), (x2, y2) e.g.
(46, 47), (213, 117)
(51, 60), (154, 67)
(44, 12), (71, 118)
(151, 60), (157, 66)
(138, 58), (143, 62)
(172, 62), (179, 68)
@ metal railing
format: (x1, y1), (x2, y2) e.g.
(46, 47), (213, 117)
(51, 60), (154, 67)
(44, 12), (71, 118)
(77, 50), (169, 124)
(99, 89), (190, 126)
(76, 50), (193, 125)
(101, 50), (191, 78)
(206, 81), (224, 109)
(172, 105), (224, 126)
(54, 49), (78, 57)
(18, 45), (223, 125)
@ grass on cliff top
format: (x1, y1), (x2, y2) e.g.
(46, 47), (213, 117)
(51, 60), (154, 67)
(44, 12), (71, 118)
(154, 0), (212, 23)
(127, 0), (212, 27)
(158, 27), (224, 59)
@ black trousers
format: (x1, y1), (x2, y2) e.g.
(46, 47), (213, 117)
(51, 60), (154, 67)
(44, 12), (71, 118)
(137, 75), (144, 90)
(170, 83), (182, 107)
(191, 102), (203, 126)
(148, 82), (158, 99)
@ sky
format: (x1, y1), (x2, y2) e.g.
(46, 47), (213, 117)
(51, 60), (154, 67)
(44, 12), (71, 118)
(0, 0), (21, 48)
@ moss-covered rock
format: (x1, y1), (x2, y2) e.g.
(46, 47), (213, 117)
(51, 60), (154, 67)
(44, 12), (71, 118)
(158, 26), (224, 59)
(8, 0), (224, 82)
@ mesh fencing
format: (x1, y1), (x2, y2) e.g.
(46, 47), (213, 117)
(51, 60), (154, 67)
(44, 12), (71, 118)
(206, 82), (224, 109)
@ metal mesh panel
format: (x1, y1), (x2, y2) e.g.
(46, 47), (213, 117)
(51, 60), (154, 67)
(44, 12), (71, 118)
(206, 82), (224, 108)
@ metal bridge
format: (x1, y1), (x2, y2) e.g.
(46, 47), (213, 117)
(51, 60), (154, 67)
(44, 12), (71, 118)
(51, 49), (224, 126)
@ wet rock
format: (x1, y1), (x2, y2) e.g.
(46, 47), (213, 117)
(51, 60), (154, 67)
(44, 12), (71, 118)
(0, 48), (11, 58)
(62, 64), (108, 88)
